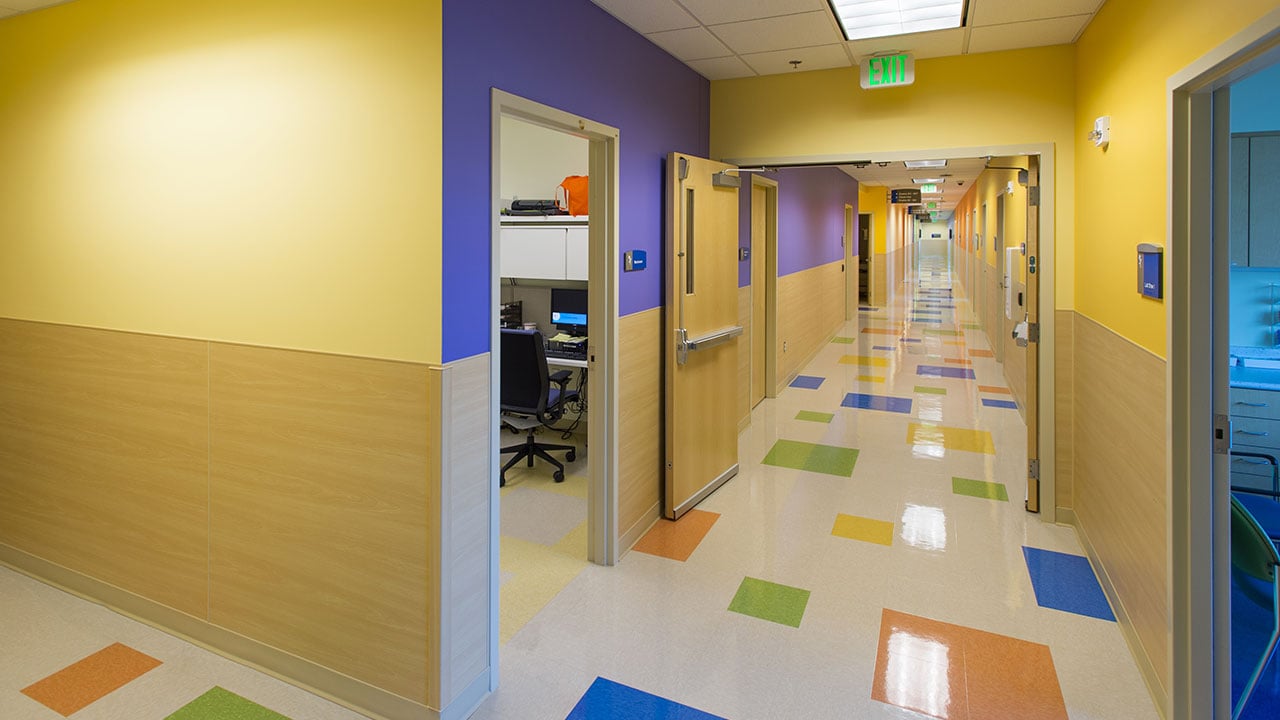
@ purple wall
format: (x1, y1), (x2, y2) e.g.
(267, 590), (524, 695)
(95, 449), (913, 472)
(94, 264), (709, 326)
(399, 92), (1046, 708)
(443, 0), (709, 362)
(738, 167), (859, 286)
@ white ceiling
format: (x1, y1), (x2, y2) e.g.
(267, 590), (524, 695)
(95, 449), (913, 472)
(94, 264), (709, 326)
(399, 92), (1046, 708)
(590, 0), (1106, 80)
(0, 0), (72, 20)
(834, 156), (1021, 220)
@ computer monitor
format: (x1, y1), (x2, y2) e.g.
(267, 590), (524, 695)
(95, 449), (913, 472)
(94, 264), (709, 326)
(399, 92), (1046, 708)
(550, 288), (588, 335)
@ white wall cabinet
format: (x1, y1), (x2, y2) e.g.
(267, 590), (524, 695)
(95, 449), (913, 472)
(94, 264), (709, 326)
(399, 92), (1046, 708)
(499, 221), (589, 281)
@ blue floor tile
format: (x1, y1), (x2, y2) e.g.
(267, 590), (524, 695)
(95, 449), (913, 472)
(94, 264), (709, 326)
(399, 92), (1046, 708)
(840, 392), (913, 414)
(982, 398), (1019, 409)
(909, 317), (943, 323)
(790, 375), (825, 390)
(916, 365), (976, 379)
(911, 309), (943, 316)
(1022, 547), (1116, 621)
(566, 677), (726, 720)
(900, 338), (922, 344)
(858, 306), (879, 311)
(872, 345), (895, 351)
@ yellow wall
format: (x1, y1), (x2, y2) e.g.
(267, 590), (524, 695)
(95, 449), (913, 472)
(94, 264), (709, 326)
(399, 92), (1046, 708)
(955, 163), (1029, 280)
(711, 45), (1076, 309)
(1074, 0), (1277, 357)
(0, 0), (442, 363)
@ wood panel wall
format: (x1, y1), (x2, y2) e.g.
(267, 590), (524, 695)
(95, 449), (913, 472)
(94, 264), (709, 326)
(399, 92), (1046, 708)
(0, 317), (441, 716)
(618, 308), (662, 544)
(1055, 310), (1074, 511)
(1002, 279), (1028, 411)
(1073, 313), (1168, 695)
(776, 260), (845, 387)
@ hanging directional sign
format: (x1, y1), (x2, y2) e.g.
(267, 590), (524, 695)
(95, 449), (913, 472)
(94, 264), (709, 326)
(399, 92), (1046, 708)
(891, 188), (921, 203)
(860, 53), (915, 90)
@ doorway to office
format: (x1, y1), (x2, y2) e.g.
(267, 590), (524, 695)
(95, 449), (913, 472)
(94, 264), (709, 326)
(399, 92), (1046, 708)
(1169, 10), (1280, 718)
(488, 91), (620, 661)
(748, 174), (778, 415)
(858, 212), (872, 305)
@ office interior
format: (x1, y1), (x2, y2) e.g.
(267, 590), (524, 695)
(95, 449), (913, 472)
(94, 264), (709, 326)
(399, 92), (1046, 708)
(2, 1), (1280, 719)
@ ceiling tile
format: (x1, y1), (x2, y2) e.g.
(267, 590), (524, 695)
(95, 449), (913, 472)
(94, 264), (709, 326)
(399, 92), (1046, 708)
(741, 44), (852, 76)
(710, 11), (844, 55)
(645, 26), (732, 61)
(969, 0), (1103, 27)
(588, 0), (698, 34)
(846, 28), (965, 62)
(679, 0), (828, 26)
(967, 15), (1091, 55)
(686, 56), (758, 81)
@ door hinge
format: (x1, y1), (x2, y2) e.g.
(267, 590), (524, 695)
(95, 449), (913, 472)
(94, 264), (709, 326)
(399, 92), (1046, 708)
(1028, 459), (1040, 480)
(1028, 187), (1041, 206)
(1213, 414), (1231, 454)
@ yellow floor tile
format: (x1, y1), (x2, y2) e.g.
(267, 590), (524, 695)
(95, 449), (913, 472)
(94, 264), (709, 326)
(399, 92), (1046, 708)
(839, 355), (890, 367)
(832, 513), (894, 546)
(907, 422), (996, 455)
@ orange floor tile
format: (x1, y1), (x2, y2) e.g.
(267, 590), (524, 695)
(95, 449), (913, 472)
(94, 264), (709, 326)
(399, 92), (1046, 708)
(632, 509), (720, 561)
(872, 609), (1067, 720)
(21, 642), (162, 716)
(968, 349), (995, 358)
(978, 385), (1012, 394)
(944, 359), (973, 365)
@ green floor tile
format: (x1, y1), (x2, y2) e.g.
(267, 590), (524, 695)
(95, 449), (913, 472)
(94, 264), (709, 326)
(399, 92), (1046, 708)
(166, 687), (292, 720)
(952, 476), (1009, 502)
(763, 439), (859, 477)
(728, 577), (811, 627)
(915, 386), (947, 395)
(963, 323), (982, 329)
(924, 329), (962, 336)
(831, 336), (856, 344)
(795, 410), (835, 423)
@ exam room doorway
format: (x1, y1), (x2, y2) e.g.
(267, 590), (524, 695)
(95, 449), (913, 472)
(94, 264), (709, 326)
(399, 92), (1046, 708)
(489, 92), (620, 652)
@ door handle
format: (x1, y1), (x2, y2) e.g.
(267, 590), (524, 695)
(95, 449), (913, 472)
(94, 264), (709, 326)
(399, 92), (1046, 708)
(676, 326), (743, 365)
(1234, 429), (1270, 437)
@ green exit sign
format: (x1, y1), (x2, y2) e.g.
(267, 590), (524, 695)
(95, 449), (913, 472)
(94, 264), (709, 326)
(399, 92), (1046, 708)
(927, 202), (937, 209)
(920, 184), (939, 193)
(860, 53), (915, 90)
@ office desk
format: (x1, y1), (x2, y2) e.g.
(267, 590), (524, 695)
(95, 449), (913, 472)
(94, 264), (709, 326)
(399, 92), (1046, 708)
(546, 357), (587, 369)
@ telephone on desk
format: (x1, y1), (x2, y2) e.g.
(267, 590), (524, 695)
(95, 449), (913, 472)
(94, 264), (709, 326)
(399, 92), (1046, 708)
(545, 333), (588, 361)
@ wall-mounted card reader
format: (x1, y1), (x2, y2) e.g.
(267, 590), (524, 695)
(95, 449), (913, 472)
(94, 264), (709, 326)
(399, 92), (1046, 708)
(1137, 243), (1163, 300)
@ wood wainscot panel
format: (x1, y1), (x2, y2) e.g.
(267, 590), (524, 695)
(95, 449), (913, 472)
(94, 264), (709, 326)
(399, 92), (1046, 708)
(1055, 310), (1074, 510)
(208, 344), (432, 703)
(1073, 313), (1168, 693)
(872, 253), (887, 307)
(618, 308), (662, 543)
(0, 319), (209, 617)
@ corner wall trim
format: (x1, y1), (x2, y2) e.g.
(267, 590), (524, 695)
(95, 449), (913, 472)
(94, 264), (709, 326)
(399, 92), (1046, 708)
(440, 668), (490, 720)
(0, 544), (435, 720)
(619, 502), (662, 558)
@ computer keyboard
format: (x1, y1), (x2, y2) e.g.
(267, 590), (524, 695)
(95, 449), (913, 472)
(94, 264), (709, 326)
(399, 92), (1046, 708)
(545, 347), (588, 361)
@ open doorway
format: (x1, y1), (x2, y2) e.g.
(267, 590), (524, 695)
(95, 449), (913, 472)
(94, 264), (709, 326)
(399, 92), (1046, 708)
(858, 212), (872, 304)
(1170, 14), (1280, 716)
(489, 91), (620, 653)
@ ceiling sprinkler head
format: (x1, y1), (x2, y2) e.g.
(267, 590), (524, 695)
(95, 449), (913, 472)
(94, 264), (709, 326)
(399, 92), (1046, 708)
(789, 59), (802, 69)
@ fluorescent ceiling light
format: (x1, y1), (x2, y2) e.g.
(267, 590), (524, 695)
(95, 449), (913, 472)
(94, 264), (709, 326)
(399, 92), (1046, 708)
(912, 177), (944, 184)
(904, 159), (947, 169)
(830, 0), (965, 41)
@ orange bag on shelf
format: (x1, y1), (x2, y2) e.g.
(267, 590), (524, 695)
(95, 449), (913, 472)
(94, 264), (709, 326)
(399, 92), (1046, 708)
(556, 175), (589, 216)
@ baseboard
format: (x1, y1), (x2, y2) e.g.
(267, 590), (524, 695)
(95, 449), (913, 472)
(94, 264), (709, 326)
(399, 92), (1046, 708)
(0, 544), (435, 720)
(618, 501), (661, 558)
(738, 414), (751, 432)
(776, 327), (840, 396)
(1061, 518), (1170, 720)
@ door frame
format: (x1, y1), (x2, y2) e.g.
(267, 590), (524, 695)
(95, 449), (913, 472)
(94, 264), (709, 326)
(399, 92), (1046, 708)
(858, 212), (873, 304)
(844, 204), (856, 320)
(724, 144), (1057, 523)
(751, 174), (780, 401)
(489, 88), (621, 683)
(1168, 9), (1280, 719)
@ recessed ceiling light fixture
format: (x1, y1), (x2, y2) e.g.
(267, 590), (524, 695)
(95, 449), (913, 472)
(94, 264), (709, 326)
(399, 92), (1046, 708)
(912, 177), (945, 184)
(904, 159), (947, 169)
(828, 0), (965, 41)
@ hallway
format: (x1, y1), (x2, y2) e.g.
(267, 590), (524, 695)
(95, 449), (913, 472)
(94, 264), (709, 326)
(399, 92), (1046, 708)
(0, 250), (1159, 720)
(473, 250), (1160, 718)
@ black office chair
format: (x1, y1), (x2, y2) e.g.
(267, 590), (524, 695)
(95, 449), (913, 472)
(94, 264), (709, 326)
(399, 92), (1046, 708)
(500, 329), (578, 486)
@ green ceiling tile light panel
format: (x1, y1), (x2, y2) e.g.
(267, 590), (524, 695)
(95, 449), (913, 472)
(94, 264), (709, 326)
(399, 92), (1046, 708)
(762, 439), (859, 477)
(952, 477), (1010, 502)
(728, 577), (811, 628)
(795, 410), (835, 424)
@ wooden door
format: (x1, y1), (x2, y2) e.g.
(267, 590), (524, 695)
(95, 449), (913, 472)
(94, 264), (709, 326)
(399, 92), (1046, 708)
(1024, 156), (1042, 513)
(751, 183), (766, 408)
(665, 153), (742, 520)
(858, 213), (871, 303)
